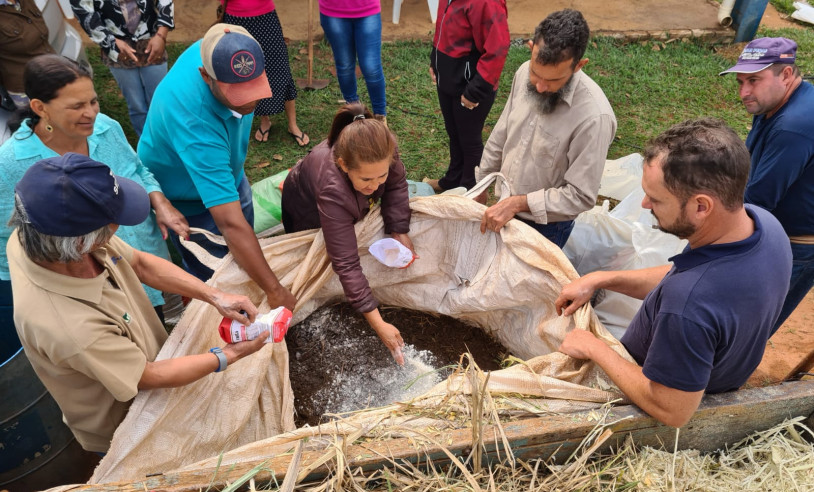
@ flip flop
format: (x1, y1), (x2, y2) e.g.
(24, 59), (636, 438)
(254, 126), (270, 142)
(288, 130), (310, 147)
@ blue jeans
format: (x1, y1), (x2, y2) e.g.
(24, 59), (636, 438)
(772, 242), (814, 335)
(320, 13), (386, 115)
(170, 177), (255, 282)
(109, 63), (168, 136)
(518, 218), (576, 249)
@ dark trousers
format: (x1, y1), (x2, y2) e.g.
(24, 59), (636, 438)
(437, 88), (495, 190)
(518, 218), (576, 249)
(169, 176), (255, 283)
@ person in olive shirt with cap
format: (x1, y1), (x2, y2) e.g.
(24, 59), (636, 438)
(8, 153), (270, 453)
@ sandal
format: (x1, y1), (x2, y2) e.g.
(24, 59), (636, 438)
(254, 126), (270, 142)
(288, 130), (310, 147)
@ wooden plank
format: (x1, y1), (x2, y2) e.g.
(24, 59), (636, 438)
(74, 380), (814, 492)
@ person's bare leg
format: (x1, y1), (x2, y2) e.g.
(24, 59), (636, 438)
(254, 115), (271, 142)
(285, 99), (309, 147)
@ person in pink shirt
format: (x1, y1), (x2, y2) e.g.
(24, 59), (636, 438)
(220, 0), (310, 146)
(319, 0), (387, 121)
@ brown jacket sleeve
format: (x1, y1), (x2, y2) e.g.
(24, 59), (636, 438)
(317, 182), (378, 313)
(380, 148), (411, 235)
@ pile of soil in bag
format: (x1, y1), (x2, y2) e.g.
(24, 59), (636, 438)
(286, 303), (508, 427)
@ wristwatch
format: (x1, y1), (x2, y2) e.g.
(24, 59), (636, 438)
(209, 347), (227, 373)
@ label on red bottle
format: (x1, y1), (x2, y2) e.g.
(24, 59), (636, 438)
(219, 307), (293, 344)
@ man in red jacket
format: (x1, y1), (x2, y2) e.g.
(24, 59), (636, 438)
(426, 0), (510, 192)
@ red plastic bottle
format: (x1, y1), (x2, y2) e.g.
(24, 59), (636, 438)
(218, 307), (293, 344)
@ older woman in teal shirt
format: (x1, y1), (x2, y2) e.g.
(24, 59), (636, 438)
(0, 54), (188, 314)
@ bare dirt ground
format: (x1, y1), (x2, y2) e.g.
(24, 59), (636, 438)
(132, 1), (814, 385)
(171, 0), (798, 44)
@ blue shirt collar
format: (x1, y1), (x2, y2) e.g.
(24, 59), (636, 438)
(11, 116), (114, 160)
(669, 205), (763, 272)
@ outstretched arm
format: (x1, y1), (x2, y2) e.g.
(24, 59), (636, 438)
(129, 248), (258, 324)
(559, 329), (704, 427)
(555, 265), (671, 316)
(138, 332), (268, 389)
(209, 201), (297, 311)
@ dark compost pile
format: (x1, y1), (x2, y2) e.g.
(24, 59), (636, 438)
(285, 303), (508, 427)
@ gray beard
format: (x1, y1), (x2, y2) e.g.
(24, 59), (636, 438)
(526, 75), (575, 114)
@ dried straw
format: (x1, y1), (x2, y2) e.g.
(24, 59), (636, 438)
(206, 358), (814, 491)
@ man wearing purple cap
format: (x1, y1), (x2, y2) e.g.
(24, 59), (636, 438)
(721, 37), (814, 334)
(7, 153), (272, 453)
(138, 24), (296, 312)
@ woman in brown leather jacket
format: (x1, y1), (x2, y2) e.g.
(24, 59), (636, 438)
(281, 103), (415, 365)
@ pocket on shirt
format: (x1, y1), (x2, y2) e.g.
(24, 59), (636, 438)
(529, 126), (559, 170)
(0, 18), (27, 43)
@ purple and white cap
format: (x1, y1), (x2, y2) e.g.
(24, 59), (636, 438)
(201, 24), (272, 106)
(720, 37), (797, 75)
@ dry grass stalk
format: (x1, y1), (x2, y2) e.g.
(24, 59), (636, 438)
(271, 408), (814, 491)
(279, 440), (303, 492)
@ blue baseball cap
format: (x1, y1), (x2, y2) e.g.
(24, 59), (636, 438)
(201, 24), (272, 107)
(15, 153), (150, 237)
(720, 37), (797, 75)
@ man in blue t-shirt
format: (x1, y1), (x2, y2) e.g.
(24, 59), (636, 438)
(720, 37), (814, 335)
(139, 24), (295, 311)
(555, 119), (792, 428)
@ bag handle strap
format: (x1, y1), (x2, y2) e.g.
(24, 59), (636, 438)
(176, 224), (285, 269)
(464, 172), (512, 201)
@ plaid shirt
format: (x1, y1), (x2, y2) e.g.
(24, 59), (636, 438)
(70, 0), (174, 64)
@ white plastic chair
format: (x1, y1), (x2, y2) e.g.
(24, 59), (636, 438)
(393, 0), (439, 24)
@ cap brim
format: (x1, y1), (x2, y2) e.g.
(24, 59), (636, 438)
(719, 62), (773, 75)
(217, 74), (272, 107)
(114, 176), (151, 227)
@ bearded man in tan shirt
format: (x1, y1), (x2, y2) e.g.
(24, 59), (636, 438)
(475, 9), (617, 248)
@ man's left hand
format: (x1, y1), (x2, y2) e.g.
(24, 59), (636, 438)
(266, 286), (297, 312)
(480, 196), (521, 233)
(558, 329), (602, 360)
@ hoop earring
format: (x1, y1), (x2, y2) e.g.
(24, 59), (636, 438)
(45, 122), (53, 133)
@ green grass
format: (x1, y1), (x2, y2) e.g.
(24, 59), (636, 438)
(89, 25), (814, 185)
(770, 0), (797, 16)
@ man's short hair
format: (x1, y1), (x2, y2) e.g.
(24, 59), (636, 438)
(769, 63), (801, 77)
(644, 118), (750, 211)
(9, 195), (114, 264)
(532, 9), (590, 67)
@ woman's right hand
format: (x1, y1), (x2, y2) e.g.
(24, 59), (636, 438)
(372, 321), (405, 366)
(114, 38), (138, 63)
